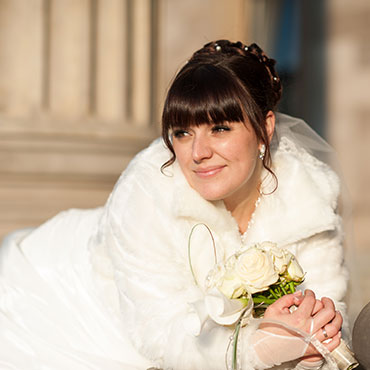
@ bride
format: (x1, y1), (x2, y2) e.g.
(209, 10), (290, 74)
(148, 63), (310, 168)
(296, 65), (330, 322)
(0, 40), (347, 369)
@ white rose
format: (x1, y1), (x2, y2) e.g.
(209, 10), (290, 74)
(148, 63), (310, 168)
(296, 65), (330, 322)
(235, 246), (279, 294)
(286, 256), (305, 282)
(259, 242), (292, 274)
(206, 259), (245, 299)
(217, 269), (245, 299)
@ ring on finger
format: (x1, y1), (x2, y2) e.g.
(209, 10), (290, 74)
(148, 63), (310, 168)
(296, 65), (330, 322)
(322, 327), (328, 339)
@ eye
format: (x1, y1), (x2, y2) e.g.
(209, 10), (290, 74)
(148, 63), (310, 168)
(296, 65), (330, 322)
(172, 129), (190, 138)
(212, 124), (231, 133)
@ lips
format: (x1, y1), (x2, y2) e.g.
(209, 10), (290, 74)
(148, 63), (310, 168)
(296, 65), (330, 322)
(194, 165), (226, 178)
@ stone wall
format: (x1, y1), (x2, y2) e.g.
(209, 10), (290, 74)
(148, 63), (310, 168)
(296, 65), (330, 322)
(0, 0), (250, 240)
(327, 0), (370, 311)
(0, 0), (160, 238)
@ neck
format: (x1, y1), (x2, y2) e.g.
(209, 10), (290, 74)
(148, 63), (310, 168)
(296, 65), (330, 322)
(227, 188), (261, 234)
(223, 166), (262, 235)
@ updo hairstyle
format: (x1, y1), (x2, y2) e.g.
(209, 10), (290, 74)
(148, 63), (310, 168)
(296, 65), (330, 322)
(161, 40), (282, 175)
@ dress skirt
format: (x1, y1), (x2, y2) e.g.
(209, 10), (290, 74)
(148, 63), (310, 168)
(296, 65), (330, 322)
(0, 208), (152, 370)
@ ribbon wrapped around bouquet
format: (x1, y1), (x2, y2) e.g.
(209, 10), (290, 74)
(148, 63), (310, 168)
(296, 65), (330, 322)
(188, 224), (358, 370)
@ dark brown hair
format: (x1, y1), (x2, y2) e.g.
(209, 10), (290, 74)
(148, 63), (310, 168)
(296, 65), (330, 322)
(161, 40), (282, 177)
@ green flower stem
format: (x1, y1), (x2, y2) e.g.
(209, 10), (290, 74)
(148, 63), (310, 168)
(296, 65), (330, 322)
(232, 320), (241, 370)
(232, 306), (252, 370)
(252, 296), (277, 305)
(269, 289), (278, 299)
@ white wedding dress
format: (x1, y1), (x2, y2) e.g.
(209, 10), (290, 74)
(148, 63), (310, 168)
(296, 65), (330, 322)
(0, 208), (152, 369)
(0, 114), (349, 370)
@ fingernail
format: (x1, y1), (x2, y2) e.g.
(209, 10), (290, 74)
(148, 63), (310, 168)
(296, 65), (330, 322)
(293, 290), (302, 296)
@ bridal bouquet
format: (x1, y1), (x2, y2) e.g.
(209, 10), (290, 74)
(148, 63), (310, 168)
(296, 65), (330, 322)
(202, 241), (304, 370)
(201, 241), (357, 370)
(205, 241), (304, 319)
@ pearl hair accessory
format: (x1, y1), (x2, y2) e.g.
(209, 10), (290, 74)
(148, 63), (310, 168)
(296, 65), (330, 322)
(215, 44), (221, 51)
(259, 144), (266, 160)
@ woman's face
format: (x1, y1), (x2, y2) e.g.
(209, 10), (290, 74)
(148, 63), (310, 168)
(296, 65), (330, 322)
(172, 120), (262, 204)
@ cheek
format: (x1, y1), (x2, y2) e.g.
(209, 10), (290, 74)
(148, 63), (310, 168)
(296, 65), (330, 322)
(173, 144), (186, 165)
(230, 146), (259, 184)
(229, 143), (258, 168)
(224, 131), (258, 158)
(237, 158), (257, 184)
(173, 144), (192, 178)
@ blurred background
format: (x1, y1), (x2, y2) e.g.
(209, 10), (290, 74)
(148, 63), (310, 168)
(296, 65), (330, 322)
(0, 0), (369, 319)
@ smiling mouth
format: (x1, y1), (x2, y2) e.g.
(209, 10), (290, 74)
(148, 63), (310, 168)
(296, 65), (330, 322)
(194, 166), (226, 178)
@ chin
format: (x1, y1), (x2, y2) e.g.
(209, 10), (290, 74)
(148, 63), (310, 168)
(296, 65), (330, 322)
(197, 189), (227, 202)
(202, 195), (223, 202)
(190, 181), (230, 202)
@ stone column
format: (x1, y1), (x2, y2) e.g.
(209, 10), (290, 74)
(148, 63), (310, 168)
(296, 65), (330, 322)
(0, 0), (252, 240)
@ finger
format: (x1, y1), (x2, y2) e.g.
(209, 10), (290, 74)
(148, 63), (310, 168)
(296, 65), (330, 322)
(300, 355), (323, 363)
(290, 293), (304, 308)
(266, 291), (302, 314)
(305, 331), (341, 357)
(314, 326), (330, 342)
(324, 311), (343, 338)
(334, 311), (343, 327)
(324, 331), (342, 352)
(313, 298), (336, 331)
(295, 290), (317, 316)
(321, 297), (336, 311)
(312, 300), (324, 315)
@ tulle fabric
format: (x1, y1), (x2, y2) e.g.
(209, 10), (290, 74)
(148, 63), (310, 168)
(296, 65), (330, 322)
(251, 319), (336, 370)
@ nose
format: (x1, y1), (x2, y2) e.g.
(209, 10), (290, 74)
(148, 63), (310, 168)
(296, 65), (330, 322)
(192, 134), (212, 164)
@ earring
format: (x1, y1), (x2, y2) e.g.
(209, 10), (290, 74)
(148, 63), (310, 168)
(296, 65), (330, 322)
(259, 144), (266, 160)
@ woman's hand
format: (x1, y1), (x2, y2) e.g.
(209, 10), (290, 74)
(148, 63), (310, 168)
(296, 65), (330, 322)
(299, 296), (343, 363)
(265, 290), (342, 356)
(263, 289), (322, 334)
(252, 290), (343, 367)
